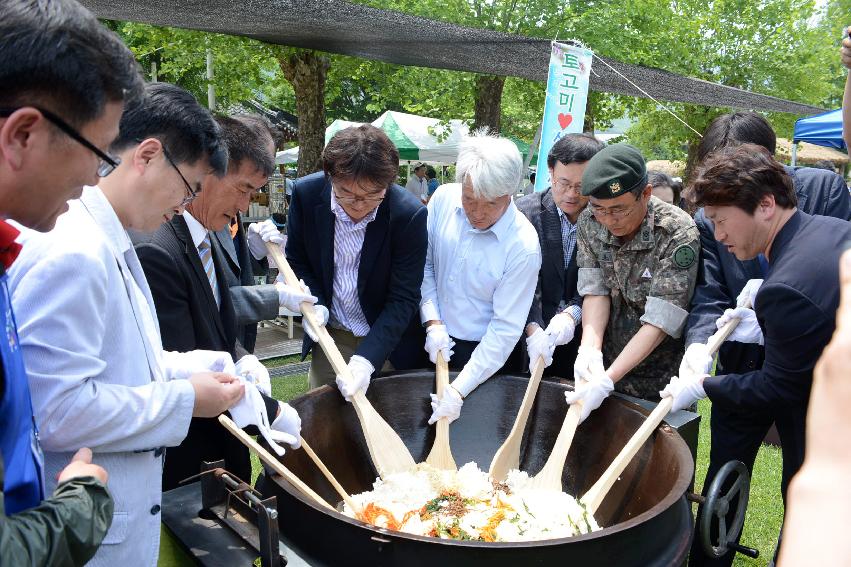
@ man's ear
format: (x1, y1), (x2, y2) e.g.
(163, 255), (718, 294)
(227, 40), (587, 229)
(0, 108), (48, 170)
(132, 138), (163, 173)
(756, 194), (777, 219)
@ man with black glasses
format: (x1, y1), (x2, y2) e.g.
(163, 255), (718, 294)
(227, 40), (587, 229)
(0, 0), (142, 563)
(563, 144), (700, 423)
(7, 82), (256, 567)
(136, 114), (308, 491)
(286, 124), (428, 395)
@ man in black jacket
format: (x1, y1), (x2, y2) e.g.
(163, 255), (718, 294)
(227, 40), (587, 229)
(286, 125), (427, 397)
(516, 133), (603, 377)
(135, 115), (307, 490)
(685, 111), (850, 378)
(662, 145), (851, 566)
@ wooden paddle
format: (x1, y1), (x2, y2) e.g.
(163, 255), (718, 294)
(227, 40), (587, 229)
(265, 242), (416, 479)
(300, 437), (360, 514)
(580, 316), (741, 515)
(528, 373), (584, 491)
(488, 356), (545, 481)
(218, 414), (333, 510)
(425, 351), (457, 470)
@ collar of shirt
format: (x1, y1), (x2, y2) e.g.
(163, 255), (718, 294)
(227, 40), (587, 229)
(182, 210), (209, 248)
(79, 185), (135, 256)
(556, 206), (578, 230)
(330, 189), (379, 228)
(453, 196), (518, 242)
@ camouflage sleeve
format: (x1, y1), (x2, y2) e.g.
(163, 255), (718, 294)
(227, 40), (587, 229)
(640, 227), (700, 338)
(576, 217), (609, 297)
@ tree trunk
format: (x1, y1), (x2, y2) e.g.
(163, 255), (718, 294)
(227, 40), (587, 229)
(277, 49), (330, 177)
(472, 75), (505, 134)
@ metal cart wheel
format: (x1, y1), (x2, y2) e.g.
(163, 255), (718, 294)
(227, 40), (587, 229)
(700, 460), (752, 558)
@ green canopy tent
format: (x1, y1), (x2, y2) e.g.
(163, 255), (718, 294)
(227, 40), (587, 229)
(277, 110), (538, 165)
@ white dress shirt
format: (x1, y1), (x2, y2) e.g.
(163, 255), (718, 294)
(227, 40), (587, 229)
(328, 190), (376, 337)
(405, 175), (427, 201)
(421, 183), (541, 396)
(8, 186), (196, 567)
(183, 210), (220, 306)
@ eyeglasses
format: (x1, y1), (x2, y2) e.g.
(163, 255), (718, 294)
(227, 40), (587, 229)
(162, 147), (197, 207)
(553, 179), (583, 194)
(590, 197), (641, 219)
(0, 106), (121, 177)
(332, 183), (386, 205)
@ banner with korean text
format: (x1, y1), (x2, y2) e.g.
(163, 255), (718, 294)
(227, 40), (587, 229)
(533, 42), (593, 192)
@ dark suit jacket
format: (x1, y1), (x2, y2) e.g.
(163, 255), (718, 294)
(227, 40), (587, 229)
(213, 216), (277, 353)
(285, 171), (428, 370)
(685, 165), (851, 374)
(703, 211), (851, 484)
(133, 215), (277, 490)
(516, 187), (582, 327)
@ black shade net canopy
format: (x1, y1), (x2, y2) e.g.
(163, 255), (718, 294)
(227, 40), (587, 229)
(81, 0), (825, 116)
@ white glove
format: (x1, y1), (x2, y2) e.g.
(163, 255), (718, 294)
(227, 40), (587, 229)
(573, 345), (605, 382)
(679, 343), (713, 380)
(564, 372), (614, 424)
(235, 354), (271, 397)
(660, 374), (707, 412)
(301, 304), (329, 342)
(424, 324), (455, 364)
(275, 278), (318, 313)
(717, 307), (764, 345)
(247, 219), (284, 260)
(163, 349), (235, 381)
(229, 382), (299, 455)
(335, 355), (374, 401)
(428, 385), (463, 425)
(271, 402), (302, 449)
(736, 278), (764, 308)
(545, 312), (576, 347)
(525, 328), (554, 371)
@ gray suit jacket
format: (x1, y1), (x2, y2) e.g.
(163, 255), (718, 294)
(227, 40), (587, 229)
(212, 218), (278, 353)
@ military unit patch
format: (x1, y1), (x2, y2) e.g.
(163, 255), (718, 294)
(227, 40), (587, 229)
(673, 244), (696, 268)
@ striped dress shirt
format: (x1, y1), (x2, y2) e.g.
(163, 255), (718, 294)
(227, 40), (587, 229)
(328, 191), (378, 337)
(557, 207), (583, 325)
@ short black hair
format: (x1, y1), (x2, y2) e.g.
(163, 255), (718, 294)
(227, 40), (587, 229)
(112, 83), (228, 176)
(426, 166), (437, 179)
(697, 112), (776, 163)
(216, 114), (275, 177)
(547, 133), (604, 169)
(0, 0), (143, 127)
(648, 170), (681, 203)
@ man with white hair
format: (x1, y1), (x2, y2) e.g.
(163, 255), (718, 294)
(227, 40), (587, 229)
(422, 134), (542, 424)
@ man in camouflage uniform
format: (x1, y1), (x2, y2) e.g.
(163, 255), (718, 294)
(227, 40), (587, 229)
(564, 144), (699, 421)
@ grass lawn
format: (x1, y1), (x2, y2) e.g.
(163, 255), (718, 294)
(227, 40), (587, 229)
(159, 371), (785, 566)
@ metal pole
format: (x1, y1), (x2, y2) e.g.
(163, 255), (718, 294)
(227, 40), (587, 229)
(151, 60), (157, 82)
(524, 123), (543, 172)
(206, 49), (216, 111)
(791, 142), (797, 167)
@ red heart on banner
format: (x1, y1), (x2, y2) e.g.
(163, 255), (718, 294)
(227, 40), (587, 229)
(558, 113), (573, 129)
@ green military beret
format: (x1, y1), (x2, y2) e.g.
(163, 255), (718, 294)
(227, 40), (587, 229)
(580, 143), (648, 198)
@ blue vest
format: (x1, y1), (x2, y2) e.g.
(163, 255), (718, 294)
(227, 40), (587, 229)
(0, 269), (44, 513)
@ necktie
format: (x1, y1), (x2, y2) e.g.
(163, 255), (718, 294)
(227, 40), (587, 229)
(197, 234), (219, 306)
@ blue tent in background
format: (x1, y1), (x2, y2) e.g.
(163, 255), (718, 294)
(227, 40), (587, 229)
(793, 109), (844, 150)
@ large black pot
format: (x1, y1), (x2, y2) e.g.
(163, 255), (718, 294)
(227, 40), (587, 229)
(265, 371), (694, 566)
